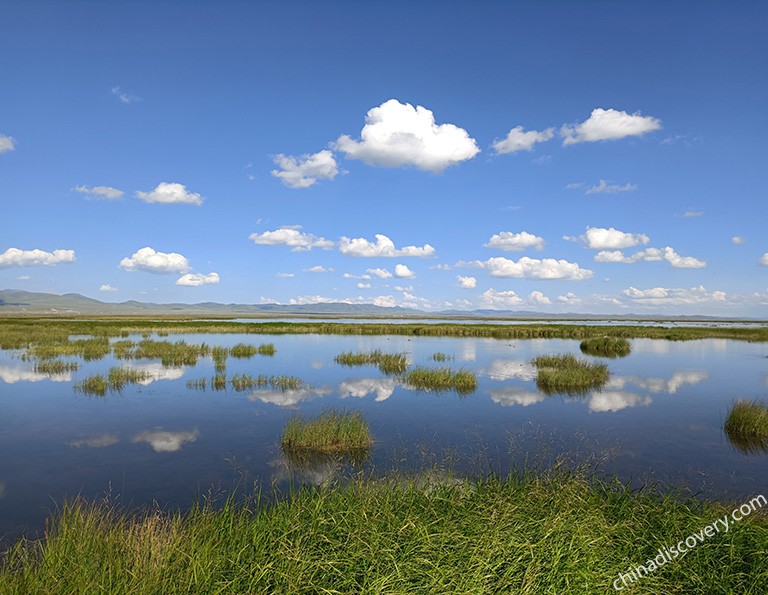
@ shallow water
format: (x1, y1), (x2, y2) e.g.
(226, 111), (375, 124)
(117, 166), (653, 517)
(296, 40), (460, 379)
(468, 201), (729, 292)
(1, 331), (767, 545)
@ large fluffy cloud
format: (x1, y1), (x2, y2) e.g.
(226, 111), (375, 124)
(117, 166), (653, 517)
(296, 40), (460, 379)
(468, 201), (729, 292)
(73, 185), (124, 200)
(461, 256), (593, 280)
(333, 99), (480, 172)
(622, 285), (726, 305)
(135, 182), (203, 205)
(0, 248), (75, 268)
(485, 231), (545, 252)
(249, 226), (334, 251)
(271, 150), (339, 189)
(492, 126), (554, 154)
(0, 133), (16, 153)
(595, 246), (706, 268)
(561, 108), (661, 145)
(569, 227), (650, 249)
(120, 247), (191, 274)
(339, 234), (435, 257)
(176, 272), (220, 286)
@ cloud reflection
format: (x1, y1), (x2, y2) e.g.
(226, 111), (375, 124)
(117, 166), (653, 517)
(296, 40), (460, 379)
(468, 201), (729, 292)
(588, 391), (652, 413)
(124, 362), (187, 384)
(0, 364), (73, 383)
(132, 429), (199, 452)
(69, 434), (120, 448)
(339, 378), (398, 402)
(485, 359), (538, 381)
(489, 388), (545, 407)
(609, 371), (707, 394)
(248, 386), (333, 407)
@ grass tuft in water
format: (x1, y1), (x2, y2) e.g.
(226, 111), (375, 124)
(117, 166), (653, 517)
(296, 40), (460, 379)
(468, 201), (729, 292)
(211, 346), (228, 373)
(724, 400), (768, 453)
(32, 359), (80, 375)
(75, 367), (151, 396)
(282, 409), (372, 452)
(73, 375), (109, 397)
(403, 366), (477, 395)
(334, 350), (408, 375)
(431, 352), (453, 362)
(579, 336), (631, 358)
(532, 353), (610, 395)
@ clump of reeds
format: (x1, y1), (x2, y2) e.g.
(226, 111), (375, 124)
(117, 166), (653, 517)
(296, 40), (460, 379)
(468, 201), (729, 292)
(33, 359), (80, 375)
(211, 374), (227, 391)
(211, 346), (228, 373)
(186, 377), (207, 391)
(403, 367), (477, 395)
(724, 400), (768, 453)
(282, 409), (372, 452)
(28, 337), (111, 361)
(229, 343), (257, 358)
(531, 354), (610, 395)
(74, 375), (109, 397)
(133, 340), (209, 367)
(187, 374), (305, 393)
(579, 336), (631, 358)
(334, 350), (408, 375)
(431, 352), (453, 362)
(74, 367), (151, 396)
(257, 343), (276, 356)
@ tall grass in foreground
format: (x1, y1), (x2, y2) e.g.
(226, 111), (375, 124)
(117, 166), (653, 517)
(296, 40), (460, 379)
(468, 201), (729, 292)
(1, 470), (766, 593)
(334, 350), (408, 375)
(580, 336), (631, 358)
(403, 366), (477, 395)
(532, 353), (610, 395)
(724, 400), (768, 453)
(282, 410), (372, 452)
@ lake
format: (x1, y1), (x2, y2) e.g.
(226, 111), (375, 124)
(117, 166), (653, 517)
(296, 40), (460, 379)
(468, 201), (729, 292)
(1, 330), (767, 547)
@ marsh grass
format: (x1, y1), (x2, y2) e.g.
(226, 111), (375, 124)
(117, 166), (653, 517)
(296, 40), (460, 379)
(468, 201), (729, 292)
(2, 470), (767, 593)
(334, 350), (408, 375)
(32, 359), (79, 375)
(532, 353), (610, 395)
(403, 366), (477, 395)
(28, 337), (111, 361)
(132, 340), (209, 367)
(75, 367), (151, 396)
(211, 346), (228, 373)
(73, 374), (109, 397)
(187, 374), (304, 392)
(580, 336), (631, 358)
(282, 409), (372, 451)
(431, 352), (453, 362)
(724, 400), (768, 453)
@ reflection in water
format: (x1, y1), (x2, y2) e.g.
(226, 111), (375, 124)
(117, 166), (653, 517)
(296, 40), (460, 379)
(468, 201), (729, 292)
(124, 362), (187, 385)
(0, 364), (73, 383)
(132, 429), (199, 453)
(484, 360), (537, 381)
(248, 386), (333, 407)
(588, 391), (652, 413)
(339, 378), (398, 402)
(488, 388), (545, 408)
(69, 434), (120, 448)
(273, 448), (369, 487)
(0, 482), (5, 499)
(724, 429), (768, 455)
(460, 343), (476, 362)
(609, 371), (708, 394)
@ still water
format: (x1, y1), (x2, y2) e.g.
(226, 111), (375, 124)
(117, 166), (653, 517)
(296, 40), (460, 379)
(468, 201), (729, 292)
(1, 332), (767, 546)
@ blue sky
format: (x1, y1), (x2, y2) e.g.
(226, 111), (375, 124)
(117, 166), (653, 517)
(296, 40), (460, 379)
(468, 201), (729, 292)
(1, 0), (767, 316)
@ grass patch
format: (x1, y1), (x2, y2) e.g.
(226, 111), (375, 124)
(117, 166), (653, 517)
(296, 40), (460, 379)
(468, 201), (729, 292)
(403, 366), (477, 395)
(27, 337), (111, 361)
(532, 353), (610, 395)
(334, 350), (408, 375)
(724, 400), (768, 453)
(32, 359), (79, 375)
(282, 409), (372, 452)
(131, 340), (209, 367)
(1, 470), (766, 593)
(73, 374), (109, 397)
(211, 346), (228, 373)
(187, 374), (304, 392)
(580, 336), (631, 358)
(74, 367), (151, 396)
(431, 351), (453, 362)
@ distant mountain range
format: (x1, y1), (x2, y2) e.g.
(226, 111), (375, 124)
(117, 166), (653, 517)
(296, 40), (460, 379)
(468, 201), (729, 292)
(1, 289), (759, 322)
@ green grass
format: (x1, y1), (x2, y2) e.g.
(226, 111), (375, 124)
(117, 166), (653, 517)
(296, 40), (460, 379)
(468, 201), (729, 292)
(724, 400), (768, 453)
(187, 374), (304, 392)
(131, 340), (209, 367)
(211, 346), (228, 372)
(580, 336), (632, 358)
(32, 359), (79, 375)
(403, 366), (477, 395)
(281, 409), (373, 452)
(334, 350), (409, 375)
(431, 351), (453, 362)
(27, 337), (111, 361)
(1, 470), (766, 593)
(74, 367), (151, 396)
(73, 374), (109, 397)
(532, 353), (610, 395)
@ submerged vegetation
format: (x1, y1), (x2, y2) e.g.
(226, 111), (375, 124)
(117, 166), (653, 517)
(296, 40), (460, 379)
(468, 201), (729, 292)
(334, 350), (409, 375)
(187, 373), (304, 392)
(403, 366), (477, 395)
(532, 354), (610, 395)
(724, 400), (768, 453)
(1, 470), (766, 593)
(281, 409), (372, 451)
(579, 336), (631, 358)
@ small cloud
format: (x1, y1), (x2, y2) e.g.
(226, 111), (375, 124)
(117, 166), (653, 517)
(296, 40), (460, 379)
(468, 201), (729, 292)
(565, 182), (583, 190)
(176, 272), (220, 286)
(492, 126), (554, 154)
(249, 226), (334, 252)
(111, 86), (141, 104)
(0, 248), (75, 268)
(683, 210), (704, 218)
(74, 185), (124, 200)
(70, 434), (120, 448)
(622, 285), (726, 305)
(561, 108), (661, 145)
(366, 267), (392, 279)
(585, 180), (637, 194)
(532, 154), (551, 165)
(120, 247), (191, 274)
(595, 246), (706, 268)
(480, 288), (524, 309)
(567, 226), (650, 250)
(271, 150), (339, 189)
(342, 273), (371, 280)
(136, 182), (203, 205)
(460, 256), (593, 280)
(275, 272), (295, 278)
(731, 236), (745, 245)
(0, 133), (16, 153)
(394, 264), (415, 279)
(485, 231), (545, 252)
(528, 290), (551, 305)
(357, 282), (371, 289)
(557, 292), (581, 305)
(432, 263), (451, 271)
(16, 275), (30, 281)
(303, 265), (334, 273)
(760, 253), (768, 266)
(339, 234), (435, 258)
(457, 275), (476, 289)
(132, 429), (199, 453)
(99, 284), (117, 292)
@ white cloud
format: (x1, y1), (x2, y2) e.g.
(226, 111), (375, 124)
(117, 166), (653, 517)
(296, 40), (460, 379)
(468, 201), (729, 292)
(366, 267), (392, 279)
(176, 272), (220, 286)
(595, 246), (706, 268)
(432, 263), (451, 271)
(271, 150), (339, 189)
(73, 185), (124, 200)
(731, 236), (745, 245)
(0, 133), (16, 153)
(489, 388), (545, 408)
(622, 285), (727, 306)
(585, 180), (637, 194)
(249, 386), (332, 407)
(334, 98), (480, 172)
(484, 231), (545, 252)
(566, 182), (583, 190)
(457, 275), (477, 289)
(683, 210), (704, 218)
(249, 226), (334, 251)
(0, 364), (73, 383)
(16, 275), (30, 281)
(485, 360), (537, 381)
(135, 182), (203, 205)
(343, 273), (371, 280)
(570, 226), (650, 250)
(394, 264), (415, 278)
(588, 391), (652, 413)
(480, 288), (524, 309)
(111, 86), (141, 104)
(120, 247), (191, 274)
(557, 292), (581, 305)
(99, 284), (117, 292)
(132, 429), (198, 453)
(357, 282), (371, 289)
(561, 108), (661, 145)
(339, 378), (397, 402)
(528, 290), (552, 305)
(339, 234), (435, 257)
(275, 272), (295, 278)
(303, 265), (334, 273)
(461, 256), (593, 280)
(760, 253), (768, 266)
(492, 126), (554, 154)
(0, 248), (75, 268)
(69, 434), (120, 448)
